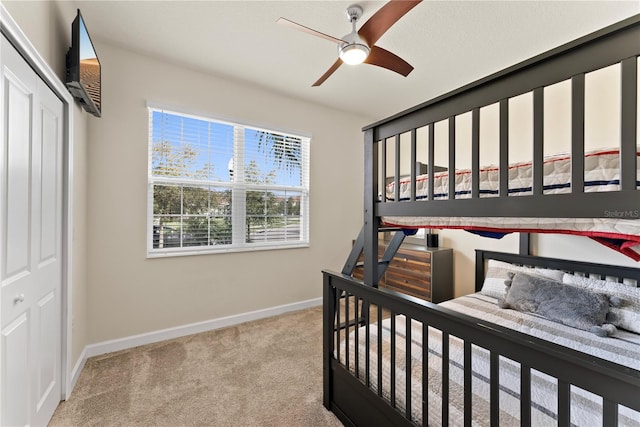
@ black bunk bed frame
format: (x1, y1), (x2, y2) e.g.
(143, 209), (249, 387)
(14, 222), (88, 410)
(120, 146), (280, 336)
(323, 14), (640, 427)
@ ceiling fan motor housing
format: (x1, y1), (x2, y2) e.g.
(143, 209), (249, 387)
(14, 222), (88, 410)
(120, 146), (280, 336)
(339, 4), (370, 64)
(345, 5), (364, 22)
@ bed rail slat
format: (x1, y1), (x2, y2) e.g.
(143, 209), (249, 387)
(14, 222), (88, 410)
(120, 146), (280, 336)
(410, 129), (417, 201)
(345, 293), (350, 371)
(366, 303), (371, 387)
(391, 313), (397, 408)
(490, 351), (500, 426)
(381, 138), (387, 202)
(378, 306), (383, 397)
(336, 289), (341, 361)
(406, 315), (412, 420)
(532, 87), (544, 196)
(448, 117), (456, 200)
(472, 108), (480, 199)
(354, 297), (360, 379)
(442, 332), (450, 425)
(464, 341), (472, 427)
(423, 322), (429, 427)
(428, 124), (435, 200)
(519, 233), (531, 256)
(499, 99), (509, 197)
(621, 56), (638, 192)
(603, 399), (618, 427)
(558, 380), (570, 426)
(521, 365), (532, 427)
(571, 73), (585, 194)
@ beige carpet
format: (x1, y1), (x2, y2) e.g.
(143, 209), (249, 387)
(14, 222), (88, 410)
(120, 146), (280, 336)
(50, 307), (344, 426)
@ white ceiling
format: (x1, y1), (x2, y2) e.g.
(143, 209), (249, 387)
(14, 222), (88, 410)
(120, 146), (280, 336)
(74, 0), (639, 120)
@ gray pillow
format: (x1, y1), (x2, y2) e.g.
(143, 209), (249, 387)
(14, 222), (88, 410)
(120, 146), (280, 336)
(480, 259), (565, 300)
(498, 272), (617, 337)
(562, 273), (640, 334)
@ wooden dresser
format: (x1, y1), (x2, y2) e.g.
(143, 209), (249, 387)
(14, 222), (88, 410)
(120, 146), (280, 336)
(354, 243), (453, 303)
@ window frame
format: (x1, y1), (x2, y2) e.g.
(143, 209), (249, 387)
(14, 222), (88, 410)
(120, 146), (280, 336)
(146, 105), (311, 257)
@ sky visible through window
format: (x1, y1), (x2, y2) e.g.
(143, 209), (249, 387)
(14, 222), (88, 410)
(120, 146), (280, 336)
(151, 111), (302, 186)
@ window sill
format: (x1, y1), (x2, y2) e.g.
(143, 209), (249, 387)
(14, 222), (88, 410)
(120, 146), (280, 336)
(146, 242), (310, 259)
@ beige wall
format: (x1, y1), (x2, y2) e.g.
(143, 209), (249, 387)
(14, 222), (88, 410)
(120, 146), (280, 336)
(85, 42), (367, 343)
(2, 0), (70, 78)
(2, 0), (90, 367)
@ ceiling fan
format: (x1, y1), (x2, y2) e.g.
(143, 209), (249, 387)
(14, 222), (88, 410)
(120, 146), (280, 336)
(277, 1), (422, 87)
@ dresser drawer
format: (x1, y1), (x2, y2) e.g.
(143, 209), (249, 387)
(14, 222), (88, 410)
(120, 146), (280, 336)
(384, 266), (430, 288)
(393, 248), (430, 263)
(382, 273), (431, 300)
(388, 252), (430, 273)
(350, 243), (452, 303)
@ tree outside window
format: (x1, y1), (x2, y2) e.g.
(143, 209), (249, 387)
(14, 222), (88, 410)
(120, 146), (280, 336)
(148, 108), (309, 255)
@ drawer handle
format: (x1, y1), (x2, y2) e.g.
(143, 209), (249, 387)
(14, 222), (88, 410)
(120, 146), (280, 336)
(14, 294), (25, 304)
(403, 258), (408, 262)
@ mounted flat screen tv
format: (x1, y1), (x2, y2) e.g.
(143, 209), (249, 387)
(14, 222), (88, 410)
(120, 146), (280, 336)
(66, 9), (101, 117)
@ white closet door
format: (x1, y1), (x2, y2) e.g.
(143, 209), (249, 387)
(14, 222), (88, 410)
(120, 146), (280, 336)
(1, 34), (63, 427)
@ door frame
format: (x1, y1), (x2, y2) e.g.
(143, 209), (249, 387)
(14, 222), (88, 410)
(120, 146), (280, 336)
(1, 4), (75, 399)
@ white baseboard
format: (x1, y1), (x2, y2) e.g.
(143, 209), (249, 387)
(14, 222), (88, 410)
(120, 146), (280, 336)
(83, 297), (322, 360)
(67, 346), (88, 397)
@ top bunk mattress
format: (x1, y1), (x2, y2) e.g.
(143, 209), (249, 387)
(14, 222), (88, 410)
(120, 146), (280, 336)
(385, 147), (639, 201)
(382, 147), (640, 260)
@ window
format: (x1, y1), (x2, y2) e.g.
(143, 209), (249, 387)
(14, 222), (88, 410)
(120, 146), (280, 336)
(148, 107), (310, 256)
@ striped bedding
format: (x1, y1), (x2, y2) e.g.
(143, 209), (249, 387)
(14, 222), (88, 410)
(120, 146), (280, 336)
(339, 293), (640, 426)
(382, 147), (640, 260)
(384, 148), (640, 201)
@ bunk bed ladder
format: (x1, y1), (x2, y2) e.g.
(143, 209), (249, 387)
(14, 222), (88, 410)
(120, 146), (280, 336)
(342, 226), (366, 276)
(342, 225), (406, 284)
(339, 225), (407, 331)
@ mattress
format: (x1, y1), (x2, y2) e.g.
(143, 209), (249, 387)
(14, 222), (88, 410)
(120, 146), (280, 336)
(382, 147), (640, 260)
(385, 148), (639, 201)
(338, 293), (640, 426)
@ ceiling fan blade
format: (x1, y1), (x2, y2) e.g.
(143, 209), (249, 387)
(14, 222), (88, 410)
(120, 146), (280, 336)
(312, 59), (343, 87)
(364, 45), (414, 77)
(358, 0), (422, 47)
(277, 17), (347, 45)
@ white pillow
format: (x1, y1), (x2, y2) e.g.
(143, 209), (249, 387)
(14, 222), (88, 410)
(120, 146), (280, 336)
(480, 259), (565, 300)
(562, 273), (640, 334)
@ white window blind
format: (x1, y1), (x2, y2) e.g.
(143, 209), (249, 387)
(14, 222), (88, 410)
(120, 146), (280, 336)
(147, 107), (310, 256)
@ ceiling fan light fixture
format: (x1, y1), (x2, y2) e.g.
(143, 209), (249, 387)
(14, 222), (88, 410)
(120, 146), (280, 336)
(279, 1), (421, 86)
(339, 42), (370, 65)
